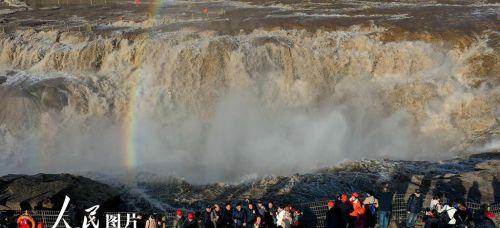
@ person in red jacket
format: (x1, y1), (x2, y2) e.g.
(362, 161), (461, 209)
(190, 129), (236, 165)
(17, 211), (35, 228)
(349, 193), (366, 228)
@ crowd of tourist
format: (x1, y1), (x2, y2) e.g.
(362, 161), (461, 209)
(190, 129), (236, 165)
(131, 187), (497, 228)
(0, 186), (498, 228)
(322, 187), (497, 228)
(136, 201), (303, 228)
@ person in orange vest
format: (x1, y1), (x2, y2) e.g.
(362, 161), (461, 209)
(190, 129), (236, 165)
(349, 193), (367, 228)
(17, 211), (36, 228)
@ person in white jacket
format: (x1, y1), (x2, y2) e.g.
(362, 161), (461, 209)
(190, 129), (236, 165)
(276, 207), (284, 227)
(430, 196), (443, 212)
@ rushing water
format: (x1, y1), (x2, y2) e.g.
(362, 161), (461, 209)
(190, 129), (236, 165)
(0, 0), (498, 183)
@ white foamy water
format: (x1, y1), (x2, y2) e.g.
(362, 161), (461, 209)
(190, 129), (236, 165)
(0, 25), (498, 183)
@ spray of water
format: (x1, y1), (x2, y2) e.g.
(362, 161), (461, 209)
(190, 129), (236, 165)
(0, 28), (498, 183)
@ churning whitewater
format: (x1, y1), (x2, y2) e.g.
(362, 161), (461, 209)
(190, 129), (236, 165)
(0, 0), (498, 183)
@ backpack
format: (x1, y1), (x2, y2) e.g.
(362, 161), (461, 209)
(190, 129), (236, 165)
(439, 210), (452, 224)
(456, 213), (469, 228)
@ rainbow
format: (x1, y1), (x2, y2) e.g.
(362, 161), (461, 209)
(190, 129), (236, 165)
(122, 0), (169, 171)
(123, 69), (142, 171)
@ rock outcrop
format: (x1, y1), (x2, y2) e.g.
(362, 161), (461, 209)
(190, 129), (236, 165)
(0, 173), (123, 211)
(84, 153), (500, 210)
(1, 0), (28, 8)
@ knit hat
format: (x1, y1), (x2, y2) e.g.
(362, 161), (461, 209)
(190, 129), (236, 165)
(352, 192), (359, 198)
(327, 201), (334, 208)
(486, 211), (495, 220)
(341, 194), (348, 202)
(176, 210), (182, 217)
(187, 213), (194, 220)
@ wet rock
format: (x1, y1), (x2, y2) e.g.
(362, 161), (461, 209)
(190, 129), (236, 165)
(96, 155), (500, 210)
(474, 160), (500, 171)
(0, 76), (6, 84)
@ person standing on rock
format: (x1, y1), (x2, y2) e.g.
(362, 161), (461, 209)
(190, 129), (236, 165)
(174, 210), (186, 228)
(406, 189), (423, 228)
(377, 186), (393, 228)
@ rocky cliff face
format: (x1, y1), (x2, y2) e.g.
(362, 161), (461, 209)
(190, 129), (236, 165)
(80, 152), (500, 211)
(0, 173), (123, 211)
(0, 153), (497, 212)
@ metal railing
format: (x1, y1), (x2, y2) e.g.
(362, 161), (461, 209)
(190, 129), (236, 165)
(2, 195), (499, 228)
(0, 210), (69, 228)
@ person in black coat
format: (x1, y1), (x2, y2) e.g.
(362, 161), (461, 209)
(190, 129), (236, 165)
(246, 203), (259, 226)
(135, 214), (147, 228)
(473, 204), (496, 228)
(454, 202), (472, 228)
(184, 213), (198, 228)
(266, 202), (277, 228)
(203, 206), (215, 228)
(336, 194), (354, 228)
(233, 203), (247, 228)
(68, 204), (78, 228)
(325, 201), (338, 228)
(220, 203), (234, 228)
(377, 186), (394, 228)
(0, 212), (7, 228)
(68, 203), (84, 228)
(406, 189), (423, 228)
